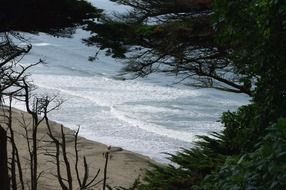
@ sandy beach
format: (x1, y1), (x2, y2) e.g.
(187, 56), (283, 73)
(0, 107), (154, 189)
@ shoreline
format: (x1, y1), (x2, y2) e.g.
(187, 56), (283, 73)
(1, 107), (155, 189)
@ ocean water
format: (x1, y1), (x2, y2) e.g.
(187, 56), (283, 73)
(13, 1), (249, 162)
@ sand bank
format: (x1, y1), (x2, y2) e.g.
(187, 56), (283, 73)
(0, 108), (154, 189)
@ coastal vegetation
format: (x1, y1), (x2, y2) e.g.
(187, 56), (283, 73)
(0, 0), (104, 189)
(0, 0), (285, 189)
(0, 0), (101, 34)
(86, 0), (286, 189)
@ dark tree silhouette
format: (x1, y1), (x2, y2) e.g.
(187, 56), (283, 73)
(0, 0), (101, 35)
(85, 0), (252, 95)
(85, 1), (286, 189)
(0, 1), (100, 189)
(0, 125), (9, 190)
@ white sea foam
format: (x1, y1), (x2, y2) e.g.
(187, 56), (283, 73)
(32, 42), (55, 47)
(15, 73), (248, 163)
(30, 74), (200, 107)
(110, 105), (199, 142)
(13, 2), (250, 161)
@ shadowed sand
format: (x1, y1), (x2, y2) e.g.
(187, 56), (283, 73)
(1, 108), (155, 189)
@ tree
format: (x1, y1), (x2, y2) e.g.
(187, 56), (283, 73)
(0, 1), (100, 189)
(0, 33), (34, 190)
(85, 0), (252, 95)
(214, 0), (286, 124)
(85, 0), (286, 189)
(0, 0), (101, 35)
(0, 125), (9, 190)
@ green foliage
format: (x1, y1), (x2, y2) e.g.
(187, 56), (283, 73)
(194, 118), (286, 190)
(136, 104), (257, 189)
(219, 105), (262, 153)
(84, 19), (197, 59)
(86, 0), (256, 94)
(5, 0), (282, 189)
(107, 177), (141, 190)
(137, 113), (286, 190)
(137, 130), (233, 189)
(139, 163), (197, 190)
(91, 1), (286, 189)
(85, 21), (135, 58)
(214, 0), (286, 122)
(93, 1), (286, 189)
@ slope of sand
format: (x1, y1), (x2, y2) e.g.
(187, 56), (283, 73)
(0, 108), (154, 189)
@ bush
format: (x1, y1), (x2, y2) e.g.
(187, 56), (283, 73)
(194, 118), (286, 190)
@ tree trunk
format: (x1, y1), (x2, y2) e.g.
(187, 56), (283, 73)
(0, 126), (10, 190)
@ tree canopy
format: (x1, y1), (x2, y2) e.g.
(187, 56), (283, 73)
(214, 0), (286, 124)
(85, 0), (253, 95)
(85, 0), (286, 189)
(0, 0), (102, 104)
(0, 0), (101, 35)
(0, 1), (101, 189)
(1, 0), (286, 189)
